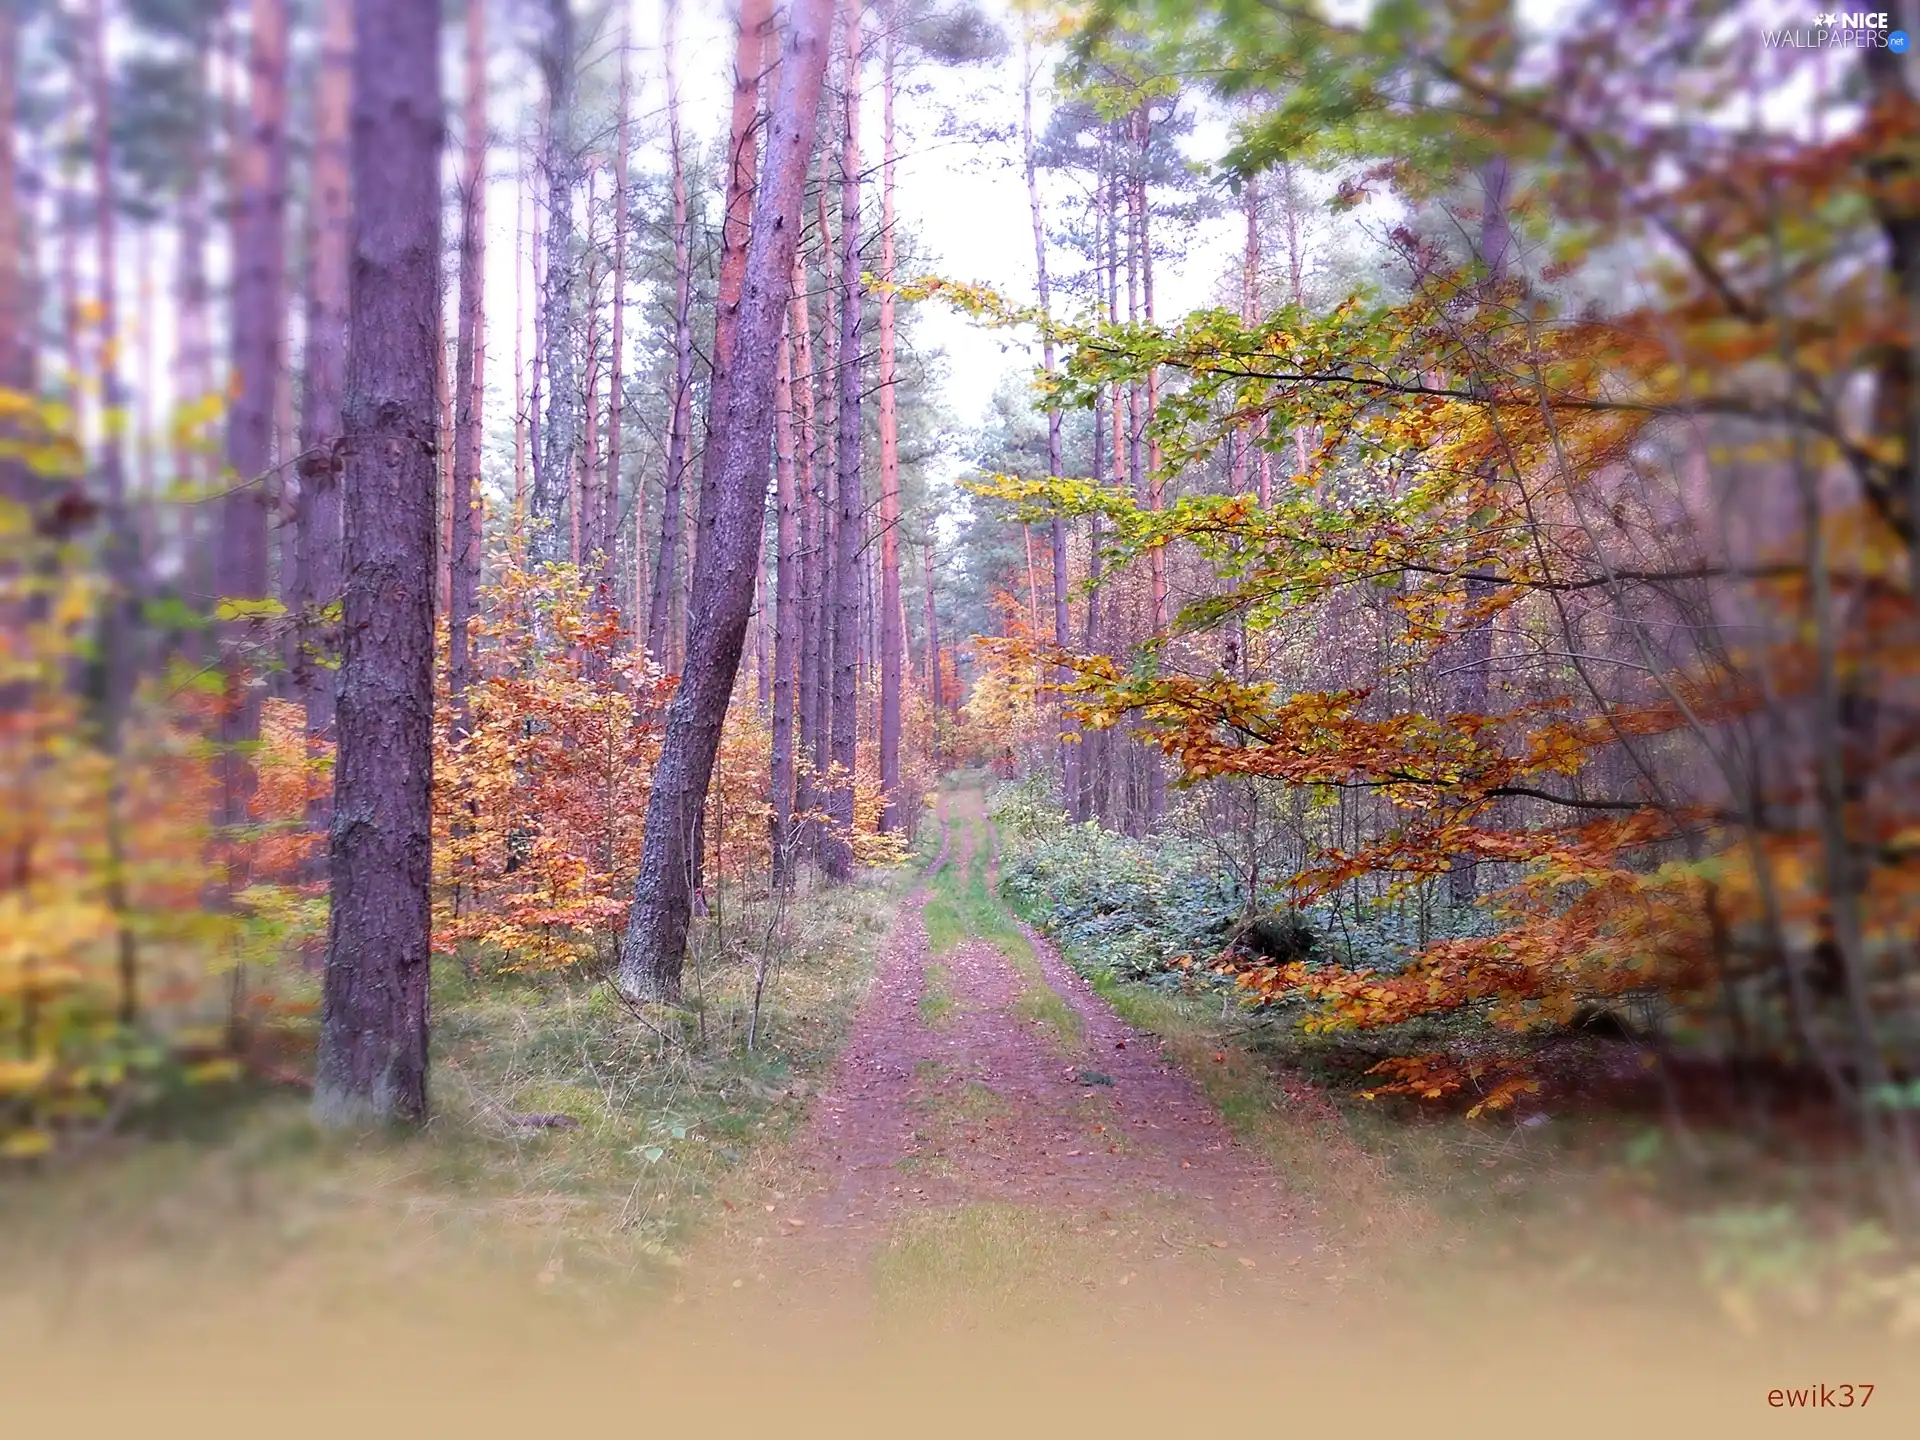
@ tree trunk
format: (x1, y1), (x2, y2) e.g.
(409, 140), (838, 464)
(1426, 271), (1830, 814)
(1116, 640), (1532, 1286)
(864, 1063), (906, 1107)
(315, 0), (442, 1128)
(771, 319), (800, 883)
(1136, 102), (1165, 827)
(922, 537), (942, 760)
(174, 37), (215, 658)
(1449, 156), (1510, 906)
(0, 3), (30, 530)
(219, 0), (290, 885)
(603, 23), (630, 618)
(823, 0), (863, 882)
(88, 0), (141, 1021)
(876, 11), (904, 834)
(533, 0), (578, 569)
(513, 154), (527, 561)
(791, 250), (821, 853)
(293, 0), (349, 760)
(617, 0), (836, 1002)
(1022, 24), (1073, 808)
(647, 0), (693, 669)
(449, 0), (486, 735)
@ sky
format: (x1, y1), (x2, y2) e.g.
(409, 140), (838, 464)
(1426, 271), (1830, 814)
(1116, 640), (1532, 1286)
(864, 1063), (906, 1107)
(479, 0), (1251, 471)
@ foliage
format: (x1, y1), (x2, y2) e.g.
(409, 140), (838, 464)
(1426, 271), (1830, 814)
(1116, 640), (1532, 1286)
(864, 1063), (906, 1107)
(932, 0), (1920, 1187)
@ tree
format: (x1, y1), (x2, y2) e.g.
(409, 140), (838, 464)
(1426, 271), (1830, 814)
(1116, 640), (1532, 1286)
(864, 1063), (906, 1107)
(822, 0), (864, 882)
(314, 0), (443, 1126)
(531, 0), (578, 568)
(646, 0), (693, 670)
(448, 0), (487, 732)
(294, 0), (351, 830)
(876, 2), (904, 833)
(216, 0), (289, 880)
(617, 0), (837, 1002)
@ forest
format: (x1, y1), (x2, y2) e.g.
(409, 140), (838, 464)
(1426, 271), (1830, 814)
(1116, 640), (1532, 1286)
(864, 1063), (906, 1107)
(5, 0), (1920, 1417)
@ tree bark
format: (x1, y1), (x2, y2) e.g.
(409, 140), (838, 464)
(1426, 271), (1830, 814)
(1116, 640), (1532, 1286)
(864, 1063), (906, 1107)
(1449, 156), (1510, 905)
(219, 0), (290, 883)
(533, 0), (578, 569)
(1022, 24), (1074, 808)
(449, 0), (486, 735)
(791, 250), (822, 852)
(513, 154), (527, 560)
(876, 9), (904, 834)
(1136, 101), (1165, 827)
(617, 0), (836, 1001)
(771, 320), (800, 882)
(823, 0), (863, 882)
(293, 0), (350, 764)
(647, 0), (694, 669)
(315, 0), (443, 1128)
(603, 22), (630, 618)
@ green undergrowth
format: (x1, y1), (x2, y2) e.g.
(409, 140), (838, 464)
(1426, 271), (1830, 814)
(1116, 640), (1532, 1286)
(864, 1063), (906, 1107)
(991, 787), (1920, 1339)
(0, 870), (905, 1324)
(938, 802), (1082, 1054)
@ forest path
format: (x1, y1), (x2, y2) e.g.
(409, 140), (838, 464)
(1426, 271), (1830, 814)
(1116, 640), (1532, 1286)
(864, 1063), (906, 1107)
(681, 780), (1321, 1328)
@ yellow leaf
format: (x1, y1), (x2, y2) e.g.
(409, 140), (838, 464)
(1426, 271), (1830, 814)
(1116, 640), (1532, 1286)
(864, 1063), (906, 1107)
(184, 1058), (242, 1086)
(0, 1128), (53, 1159)
(0, 1056), (55, 1096)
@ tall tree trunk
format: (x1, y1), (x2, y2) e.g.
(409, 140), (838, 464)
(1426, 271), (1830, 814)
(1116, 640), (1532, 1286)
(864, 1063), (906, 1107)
(295, 0), (349, 855)
(810, 178), (838, 870)
(679, 0), (775, 661)
(771, 319), (800, 883)
(1136, 102), (1165, 827)
(603, 22), (630, 618)
(922, 536), (941, 759)
(315, 0), (443, 1127)
(1449, 156), (1509, 906)
(532, 0), (577, 568)
(437, 306), (454, 605)
(876, 10), (903, 834)
(88, 0), (141, 1023)
(576, 168), (599, 573)
(0, 2), (30, 536)
(0, 3), (30, 539)
(791, 251), (821, 851)
(1022, 24), (1074, 808)
(647, 0), (693, 668)
(174, 39), (215, 655)
(218, 0), (290, 886)
(617, 0), (835, 1001)
(823, 0), (863, 882)
(513, 154), (527, 561)
(449, 0), (486, 735)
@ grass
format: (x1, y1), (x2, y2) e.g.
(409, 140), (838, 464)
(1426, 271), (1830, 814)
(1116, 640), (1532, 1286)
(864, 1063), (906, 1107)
(872, 1201), (1103, 1326)
(932, 799), (1083, 1054)
(0, 869), (904, 1323)
(919, 964), (956, 1027)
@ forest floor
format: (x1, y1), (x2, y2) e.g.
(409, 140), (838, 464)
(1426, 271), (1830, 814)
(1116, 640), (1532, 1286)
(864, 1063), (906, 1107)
(8, 780), (1920, 1433)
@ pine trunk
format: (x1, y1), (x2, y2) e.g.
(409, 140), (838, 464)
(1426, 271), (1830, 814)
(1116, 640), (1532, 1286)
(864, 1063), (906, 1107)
(533, 0), (578, 568)
(449, 0), (486, 733)
(876, 14), (903, 834)
(315, 0), (442, 1127)
(603, 26), (630, 616)
(647, 0), (693, 669)
(219, 0), (290, 884)
(771, 320), (800, 883)
(617, 0), (835, 1001)
(823, 0), (863, 882)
